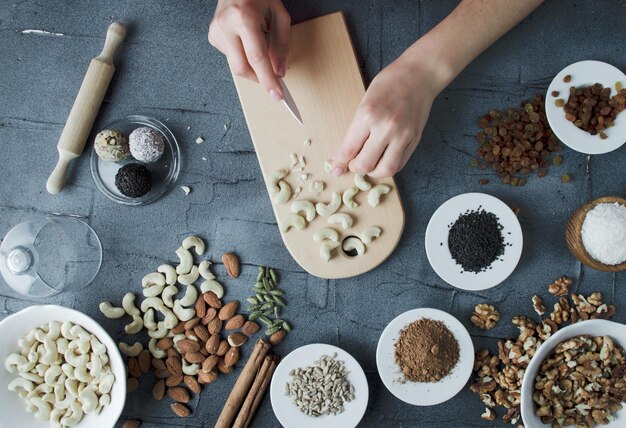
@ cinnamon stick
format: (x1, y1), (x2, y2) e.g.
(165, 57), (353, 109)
(214, 339), (270, 428)
(242, 355), (279, 428)
(233, 354), (279, 428)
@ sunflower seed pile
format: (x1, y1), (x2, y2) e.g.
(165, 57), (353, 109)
(285, 353), (355, 417)
(247, 266), (291, 336)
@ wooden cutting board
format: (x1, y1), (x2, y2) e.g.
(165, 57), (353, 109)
(232, 11), (405, 279)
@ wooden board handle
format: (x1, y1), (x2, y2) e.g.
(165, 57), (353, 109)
(46, 21), (126, 194)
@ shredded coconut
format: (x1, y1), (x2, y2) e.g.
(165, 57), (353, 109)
(582, 202), (626, 265)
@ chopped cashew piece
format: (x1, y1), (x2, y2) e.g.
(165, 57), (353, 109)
(328, 213), (353, 230)
(269, 168), (289, 194)
(309, 181), (324, 193)
(368, 184), (391, 207)
(313, 228), (339, 243)
(175, 246), (193, 275)
(355, 174), (371, 191)
(323, 160), (332, 173)
(273, 180), (292, 205)
(359, 226), (382, 244)
(342, 237), (366, 255)
(281, 213), (306, 232)
(320, 241), (340, 262)
(182, 236), (205, 255)
(315, 192), (341, 216)
(291, 200), (316, 221)
(342, 186), (359, 209)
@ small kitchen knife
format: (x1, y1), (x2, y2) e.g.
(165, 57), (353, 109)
(279, 78), (303, 125)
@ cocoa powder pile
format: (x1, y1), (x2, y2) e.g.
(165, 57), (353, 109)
(394, 318), (460, 383)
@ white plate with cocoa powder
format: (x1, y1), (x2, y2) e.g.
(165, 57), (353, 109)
(545, 60), (626, 155)
(376, 308), (474, 406)
(270, 343), (368, 428)
(425, 192), (523, 291)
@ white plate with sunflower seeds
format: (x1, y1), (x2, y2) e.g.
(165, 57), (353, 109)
(424, 193), (523, 291)
(270, 343), (368, 428)
(376, 308), (474, 406)
(521, 319), (626, 427)
(545, 60), (626, 155)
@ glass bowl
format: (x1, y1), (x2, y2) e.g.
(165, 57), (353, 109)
(90, 115), (181, 205)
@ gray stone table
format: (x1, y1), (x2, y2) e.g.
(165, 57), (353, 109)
(1, 0), (626, 427)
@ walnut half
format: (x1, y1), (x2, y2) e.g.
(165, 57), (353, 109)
(471, 304), (500, 330)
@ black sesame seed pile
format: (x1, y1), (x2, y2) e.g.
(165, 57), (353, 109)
(447, 208), (506, 273)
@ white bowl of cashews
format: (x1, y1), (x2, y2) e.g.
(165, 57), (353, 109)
(0, 305), (125, 428)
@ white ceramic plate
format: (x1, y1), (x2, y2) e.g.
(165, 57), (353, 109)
(545, 60), (626, 155)
(0, 305), (126, 428)
(521, 320), (626, 427)
(376, 308), (474, 406)
(425, 192), (523, 291)
(270, 343), (368, 428)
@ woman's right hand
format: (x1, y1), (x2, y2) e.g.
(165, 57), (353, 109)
(208, 0), (291, 101)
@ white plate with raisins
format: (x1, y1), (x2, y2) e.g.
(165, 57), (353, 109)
(546, 60), (626, 155)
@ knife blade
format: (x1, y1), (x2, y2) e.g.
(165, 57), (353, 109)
(279, 78), (303, 125)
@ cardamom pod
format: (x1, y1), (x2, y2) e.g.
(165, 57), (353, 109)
(263, 295), (274, 303)
(246, 297), (258, 305)
(262, 277), (271, 292)
(262, 309), (273, 316)
(270, 269), (277, 283)
(247, 304), (260, 312)
(273, 306), (280, 319)
(265, 326), (281, 336)
(260, 303), (273, 311)
(259, 316), (272, 326)
(282, 321), (291, 332)
(273, 296), (286, 307)
(249, 311), (261, 320)
(270, 290), (285, 296)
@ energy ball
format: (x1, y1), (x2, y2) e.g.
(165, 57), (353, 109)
(129, 127), (165, 163)
(115, 163), (152, 198)
(94, 129), (130, 161)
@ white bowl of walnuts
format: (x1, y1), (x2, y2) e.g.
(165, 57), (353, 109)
(521, 319), (626, 428)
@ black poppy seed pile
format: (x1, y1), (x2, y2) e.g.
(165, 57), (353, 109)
(447, 208), (506, 273)
(115, 163), (153, 198)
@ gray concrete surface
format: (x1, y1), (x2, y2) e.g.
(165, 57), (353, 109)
(1, 1), (626, 427)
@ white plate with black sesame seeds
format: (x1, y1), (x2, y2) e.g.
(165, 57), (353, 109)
(545, 60), (626, 155)
(376, 308), (474, 406)
(424, 192), (523, 291)
(270, 343), (368, 428)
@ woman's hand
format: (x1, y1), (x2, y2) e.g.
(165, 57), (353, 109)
(208, 0), (291, 101)
(331, 56), (440, 178)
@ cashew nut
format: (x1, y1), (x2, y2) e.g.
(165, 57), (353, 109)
(291, 200), (316, 221)
(64, 350), (88, 368)
(269, 168), (289, 194)
(313, 228), (339, 243)
(320, 241), (340, 262)
(182, 235), (206, 255)
(182, 359), (199, 376)
(200, 279), (224, 298)
(5, 353), (28, 373)
(79, 385), (99, 413)
(157, 264), (177, 285)
(142, 283), (164, 298)
(141, 272), (165, 288)
(161, 285), (178, 308)
(309, 180), (324, 193)
(323, 160), (332, 173)
(355, 174), (371, 191)
(342, 186), (359, 209)
(118, 341), (143, 357)
(60, 401), (83, 427)
(122, 293), (140, 317)
(148, 321), (169, 339)
(143, 308), (157, 331)
(328, 213), (354, 230)
(316, 192), (341, 216)
(342, 237), (366, 255)
(178, 265), (200, 286)
(175, 246), (194, 275)
(8, 377), (34, 392)
(31, 396), (51, 421)
(44, 365), (62, 386)
(179, 284), (198, 306)
(359, 226), (382, 244)
(124, 315), (144, 335)
(368, 184), (391, 207)
(173, 300), (196, 322)
(281, 213), (306, 233)
(148, 338), (166, 359)
(98, 302), (125, 319)
(198, 260), (215, 280)
(273, 180), (292, 205)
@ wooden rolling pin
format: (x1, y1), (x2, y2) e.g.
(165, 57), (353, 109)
(46, 21), (126, 194)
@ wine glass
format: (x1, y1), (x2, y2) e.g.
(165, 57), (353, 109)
(0, 216), (102, 297)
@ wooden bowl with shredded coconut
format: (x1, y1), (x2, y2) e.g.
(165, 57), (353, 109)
(566, 196), (626, 272)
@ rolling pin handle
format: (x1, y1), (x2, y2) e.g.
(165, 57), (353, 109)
(97, 21), (126, 64)
(46, 149), (78, 194)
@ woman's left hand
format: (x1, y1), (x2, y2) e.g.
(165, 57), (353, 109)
(331, 56), (440, 178)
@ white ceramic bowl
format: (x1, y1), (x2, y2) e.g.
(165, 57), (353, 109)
(425, 192), (523, 291)
(0, 305), (126, 428)
(376, 308), (474, 406)
(521, 320), (626, 427)
(545, 60), (626, 155)
(270, 343), (369, 428)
